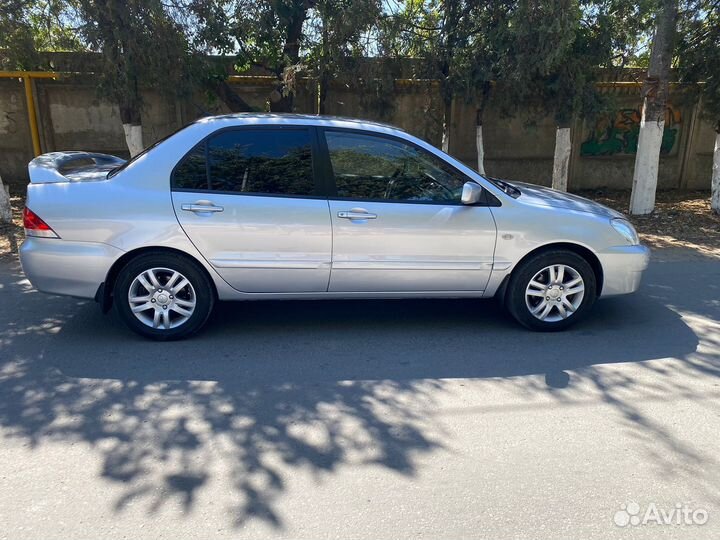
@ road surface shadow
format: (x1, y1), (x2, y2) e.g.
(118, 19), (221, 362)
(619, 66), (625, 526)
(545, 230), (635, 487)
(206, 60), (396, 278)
(1, 258), (718, 527)
(52, 292), (701, 383)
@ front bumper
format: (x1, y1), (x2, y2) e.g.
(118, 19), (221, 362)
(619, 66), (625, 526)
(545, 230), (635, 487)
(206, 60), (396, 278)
(19, 237), (124, 299)
(597, 244), (650, 297)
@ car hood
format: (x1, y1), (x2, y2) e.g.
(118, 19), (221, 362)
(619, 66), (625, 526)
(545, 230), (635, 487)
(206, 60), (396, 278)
(509, 181), (624, 219)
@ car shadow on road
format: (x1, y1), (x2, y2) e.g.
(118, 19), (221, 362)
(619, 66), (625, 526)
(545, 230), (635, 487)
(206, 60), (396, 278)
(1, 258), (718, 528)
(56, 292), (701, 383)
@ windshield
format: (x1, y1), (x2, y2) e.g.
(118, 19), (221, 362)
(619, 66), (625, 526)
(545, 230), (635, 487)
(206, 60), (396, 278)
(107, 122), (196, 178)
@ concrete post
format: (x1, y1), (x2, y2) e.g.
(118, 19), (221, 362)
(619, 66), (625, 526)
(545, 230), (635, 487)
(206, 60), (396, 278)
(712, 131), (720, 215)
(0, 172), (12, 223)
(552, 127), (572, 192)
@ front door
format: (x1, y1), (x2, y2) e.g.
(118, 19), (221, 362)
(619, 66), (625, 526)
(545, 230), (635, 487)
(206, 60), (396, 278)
(172, 126), (332, 293)
(321, 130), (497, 292)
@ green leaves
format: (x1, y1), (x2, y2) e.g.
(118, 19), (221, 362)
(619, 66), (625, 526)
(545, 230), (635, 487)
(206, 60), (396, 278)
(0, 0), (82, 70)
(676, 0), (720, 128)
(3, 0), (715, 129)
(498, 0), (652, 125)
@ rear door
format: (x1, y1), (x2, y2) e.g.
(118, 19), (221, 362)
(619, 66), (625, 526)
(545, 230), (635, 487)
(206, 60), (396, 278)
(320, 129), (497, 293)
(172, 126), (332, 293)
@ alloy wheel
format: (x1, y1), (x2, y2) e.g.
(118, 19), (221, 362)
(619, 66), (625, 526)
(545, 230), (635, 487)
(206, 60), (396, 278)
(127, 267), (197, 330)
(524, 264), (585, 322)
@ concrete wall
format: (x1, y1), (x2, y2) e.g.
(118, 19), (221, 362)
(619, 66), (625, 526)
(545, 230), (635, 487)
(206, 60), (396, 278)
(324, 80), (444, 147)
(681, 107), (718, 190)
(453, 95), (560, 186)
(35, 81), (181, 160)
(0, 74), (717, 192)
(448, 89), (712, 190)
(0, 79), (34, 184)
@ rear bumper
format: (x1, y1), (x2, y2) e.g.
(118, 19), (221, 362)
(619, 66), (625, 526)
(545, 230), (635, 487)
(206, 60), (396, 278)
(19, 237), (123, 299)
(597, 244), (650, 297)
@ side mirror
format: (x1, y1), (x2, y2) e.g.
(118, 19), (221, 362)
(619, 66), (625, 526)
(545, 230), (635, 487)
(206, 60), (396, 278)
(461, 182), (483, 205)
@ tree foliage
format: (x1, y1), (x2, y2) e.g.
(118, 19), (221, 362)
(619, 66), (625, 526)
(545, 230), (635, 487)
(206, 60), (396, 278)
(188, 0), (318, 112)
(1, 0), (193, 128)
(0, 0), (82, 69)
(74, 0), (191, 124)
(500, 0), (653, 127)
(381, 0), (513, 149)
(304, 0), (381, 113)
(3, 0), (718, 148)
(676, 0), (720, 130)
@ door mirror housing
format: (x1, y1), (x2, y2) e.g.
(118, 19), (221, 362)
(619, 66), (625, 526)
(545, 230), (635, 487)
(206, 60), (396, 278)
(461, 182), (483, 205)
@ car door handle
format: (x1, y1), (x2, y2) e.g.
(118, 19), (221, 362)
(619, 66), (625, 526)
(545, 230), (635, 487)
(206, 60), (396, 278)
(337, 211), (377, 220)
(181, 203), (224, 213)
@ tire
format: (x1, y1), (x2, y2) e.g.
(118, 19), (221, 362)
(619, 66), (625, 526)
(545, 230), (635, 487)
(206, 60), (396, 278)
(113, 252), (215, 340)
(505, 250), (597, 331)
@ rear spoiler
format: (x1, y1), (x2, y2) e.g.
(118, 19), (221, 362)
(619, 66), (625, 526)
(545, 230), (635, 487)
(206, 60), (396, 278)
(28, 152), (126, 184)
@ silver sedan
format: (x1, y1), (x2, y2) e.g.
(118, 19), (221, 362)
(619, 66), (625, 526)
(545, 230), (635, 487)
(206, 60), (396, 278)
(20, 114), (649, 340)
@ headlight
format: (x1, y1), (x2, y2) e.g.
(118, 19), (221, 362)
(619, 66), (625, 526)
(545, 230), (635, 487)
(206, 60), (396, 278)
(611, 218), (639, 245)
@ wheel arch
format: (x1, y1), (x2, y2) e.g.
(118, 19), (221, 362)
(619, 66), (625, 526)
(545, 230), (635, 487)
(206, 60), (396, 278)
(96, 246), (218, 313)
(496, 242), (604, 303)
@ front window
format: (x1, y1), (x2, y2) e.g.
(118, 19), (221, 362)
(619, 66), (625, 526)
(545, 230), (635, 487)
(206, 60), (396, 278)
(325, 131), (469, 203)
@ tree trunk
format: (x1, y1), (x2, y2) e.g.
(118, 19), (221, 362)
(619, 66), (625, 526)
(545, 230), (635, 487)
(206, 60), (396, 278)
(122, 124), (143, 157)
(318, 14), (329, 115)
(475, 83), (491, 175)
(318, 74), (329, 115)
(119, 103), (143, 158)
(630, 0), (678, 215)
(441, 96), (452, 153)
(552, 126), (572, 191)
(712, 127), (720, 215)
(0, 173), (12, 224)
(270, 2), (311, 114)
(476, 122), (485, 175)
(269, 82), (294, 113)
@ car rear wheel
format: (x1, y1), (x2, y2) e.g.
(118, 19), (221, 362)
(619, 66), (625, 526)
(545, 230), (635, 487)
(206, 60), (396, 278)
(114, 253), (214, 340)
(505, 250), (597, 331)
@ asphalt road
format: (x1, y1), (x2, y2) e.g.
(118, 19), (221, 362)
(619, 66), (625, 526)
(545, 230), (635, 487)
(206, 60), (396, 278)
(0, 251), (719, 540)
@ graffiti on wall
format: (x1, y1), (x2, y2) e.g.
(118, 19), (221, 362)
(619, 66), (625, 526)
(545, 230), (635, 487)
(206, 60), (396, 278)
(580, 105), (682, 157)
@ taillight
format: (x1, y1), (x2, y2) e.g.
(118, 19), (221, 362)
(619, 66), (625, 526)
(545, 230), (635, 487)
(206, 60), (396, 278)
(23, 207), (59, 238)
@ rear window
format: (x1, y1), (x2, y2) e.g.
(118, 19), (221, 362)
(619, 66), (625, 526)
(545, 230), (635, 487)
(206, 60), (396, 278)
(171, 128), (315, 197)
(173, 144), (208, 190)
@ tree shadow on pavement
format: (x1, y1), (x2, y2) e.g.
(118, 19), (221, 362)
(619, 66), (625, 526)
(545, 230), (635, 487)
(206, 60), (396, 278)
(0, 258), (718, 527)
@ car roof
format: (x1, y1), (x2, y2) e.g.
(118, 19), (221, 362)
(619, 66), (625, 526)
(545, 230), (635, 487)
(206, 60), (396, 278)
(196, 113), (406, 134)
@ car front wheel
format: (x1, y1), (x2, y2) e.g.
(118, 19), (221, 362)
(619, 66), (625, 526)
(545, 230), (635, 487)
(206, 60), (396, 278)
(114, 253), (215, 340)
(505, 250), (597, 331)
